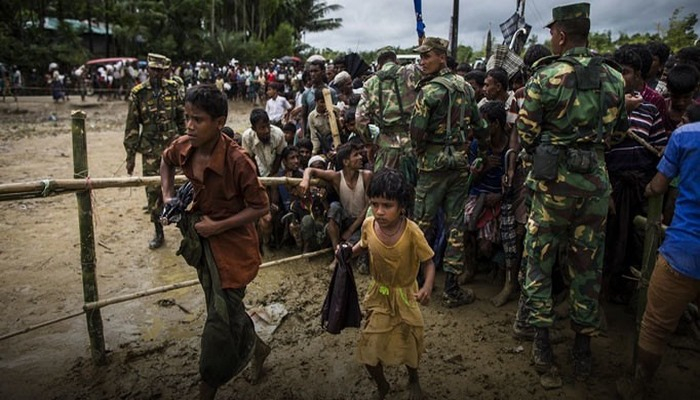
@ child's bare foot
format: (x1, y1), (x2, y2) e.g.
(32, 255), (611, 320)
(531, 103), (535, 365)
(407, 380), (423, 400)
(250, 338), (271, 384)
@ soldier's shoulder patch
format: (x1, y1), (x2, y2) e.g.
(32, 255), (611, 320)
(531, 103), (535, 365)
(131, 82), (147, 95)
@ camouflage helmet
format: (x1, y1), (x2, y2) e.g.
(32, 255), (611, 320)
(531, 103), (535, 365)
(545, 2), (590, 28)
(147, 53), (170, 69)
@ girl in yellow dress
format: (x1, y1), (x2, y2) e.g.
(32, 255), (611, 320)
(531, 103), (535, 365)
(341, 168), (436, 400)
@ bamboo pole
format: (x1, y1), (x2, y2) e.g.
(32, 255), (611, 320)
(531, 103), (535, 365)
(633, 194), (664, 365)
(83, 248), (332, 311)
(0, 176), (322, 202)
(72, 110), (107, 365)
(322, 88), (341, 148)
(0, 248), (332, 342)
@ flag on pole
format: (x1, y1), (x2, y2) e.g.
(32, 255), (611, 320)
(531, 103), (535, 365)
(414, 0), (426, 41)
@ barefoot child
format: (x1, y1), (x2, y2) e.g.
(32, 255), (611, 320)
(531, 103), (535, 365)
(341, 168), (435, 399)
(160, 84), (271, 399)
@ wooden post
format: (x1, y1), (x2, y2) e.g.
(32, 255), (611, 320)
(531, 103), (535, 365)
(322, 88), (341, 149)
(71, 110), (107, 365)
(633, 194), (664, 365)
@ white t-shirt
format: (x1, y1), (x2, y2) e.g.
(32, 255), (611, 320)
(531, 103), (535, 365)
(265, 96), (292, 123)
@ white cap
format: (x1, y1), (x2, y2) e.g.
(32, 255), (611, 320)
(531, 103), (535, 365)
(308, 155), (326, 167)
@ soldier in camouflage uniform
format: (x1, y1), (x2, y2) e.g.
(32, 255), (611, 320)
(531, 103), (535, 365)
(410, 37), (488, 308)
(517, 3), (629, 382)
(356, 47), (422, 186)
(124, 53), (185, 249)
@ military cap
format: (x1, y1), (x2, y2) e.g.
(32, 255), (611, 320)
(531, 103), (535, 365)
(377, 46), (397, 57)
(414, 37), (449, 54)
(545, 2), (590, 28)
(147, 53), (169, 69)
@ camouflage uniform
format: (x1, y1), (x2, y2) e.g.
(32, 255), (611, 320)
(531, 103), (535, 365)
(410, 37), (488, 306)
(356, 56), (421, 185)
(518, 47), (628, 334)
(124, 53), (185, 244)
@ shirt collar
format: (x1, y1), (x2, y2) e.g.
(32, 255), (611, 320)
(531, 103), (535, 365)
(563, 47), (592, 57)
(181, 134), (227, 177)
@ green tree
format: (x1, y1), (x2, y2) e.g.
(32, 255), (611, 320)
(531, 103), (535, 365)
(665, 7), (698, 51)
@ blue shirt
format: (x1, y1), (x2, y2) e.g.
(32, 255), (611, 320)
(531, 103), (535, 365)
(657, 122), (700, 279)
(467, 140), (506, 195)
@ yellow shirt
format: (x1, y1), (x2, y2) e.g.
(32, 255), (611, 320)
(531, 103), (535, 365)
(360, 217), (434, 329)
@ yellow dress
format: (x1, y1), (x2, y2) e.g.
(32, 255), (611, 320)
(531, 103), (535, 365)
(356, 217), (434, 368)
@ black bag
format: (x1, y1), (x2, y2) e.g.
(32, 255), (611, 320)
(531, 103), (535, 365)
(566, 148), (598, 174)
(531, 144), (561, 181)
(321, 243), (362, 334)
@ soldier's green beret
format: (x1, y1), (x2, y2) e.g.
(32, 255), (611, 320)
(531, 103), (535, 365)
(147, 53), (169, 69)
(545, 2), (590, 28)
(414, 37), (449, 54)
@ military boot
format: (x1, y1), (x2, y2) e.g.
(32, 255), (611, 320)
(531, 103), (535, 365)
(616, 347), (662, 400)
(148, 221), (164, 249)
(532, 327), (554, 373)
(442, 272), (475, 308)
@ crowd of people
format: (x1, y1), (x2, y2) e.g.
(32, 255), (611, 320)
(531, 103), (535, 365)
(120, 2), (700, 399)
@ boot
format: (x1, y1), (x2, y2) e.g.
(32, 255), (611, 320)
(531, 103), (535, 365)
(572, 333), (592, 380)
(616, 347), (662, 400)
(148, 221), (164, 249)
(532, 327), (554, 373)
(442, 272), (475, 308)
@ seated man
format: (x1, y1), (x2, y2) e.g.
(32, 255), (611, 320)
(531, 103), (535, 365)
(297, 137), (313, 170)
(300, 142), (372, 261)
(463, 101), (508, 282)
(299, 155), (332, 253)
(241, 108), (286, 178)
(271, 145), (309, 249)
(241, 108), (286, 246)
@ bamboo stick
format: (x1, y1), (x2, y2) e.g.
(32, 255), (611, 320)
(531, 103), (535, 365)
(0, 310), (86, 341)
(322, 88), (341, 148)
(0, 248), (332, 341)
(627, 129), (663, 158)
(633, 194), (664, 365)
(72, 110), (107, 365)
(0, 176), (322, 202)
(83, 248), (332, 311)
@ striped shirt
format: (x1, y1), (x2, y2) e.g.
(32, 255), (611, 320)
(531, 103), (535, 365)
(605, 102), (667, 174)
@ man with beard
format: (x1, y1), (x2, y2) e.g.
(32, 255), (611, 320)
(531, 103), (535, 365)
(124, 53), (185, 249)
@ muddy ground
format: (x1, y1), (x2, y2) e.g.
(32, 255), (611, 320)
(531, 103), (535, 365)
(0, 96), (698, 400)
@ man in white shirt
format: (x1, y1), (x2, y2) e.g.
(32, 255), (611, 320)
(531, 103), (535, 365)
(265, 82), (291, 126)
(241, 108), (286, 177)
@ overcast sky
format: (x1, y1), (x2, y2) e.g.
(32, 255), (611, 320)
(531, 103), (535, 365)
(304, 0), (700, 52)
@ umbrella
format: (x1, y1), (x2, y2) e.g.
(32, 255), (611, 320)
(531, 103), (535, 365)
(344, 53), (370, 80)
(279, 56), (302, 65)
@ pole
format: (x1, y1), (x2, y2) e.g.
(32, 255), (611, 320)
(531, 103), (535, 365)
(633, 194), (664, 365)
(450, 0), (459, 59)
(71, 110), (107, 365)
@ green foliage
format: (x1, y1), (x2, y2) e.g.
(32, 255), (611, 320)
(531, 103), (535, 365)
(665, 7), (698, 51)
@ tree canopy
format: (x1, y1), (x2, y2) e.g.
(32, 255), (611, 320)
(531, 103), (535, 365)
(0, 0), (343, 68)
